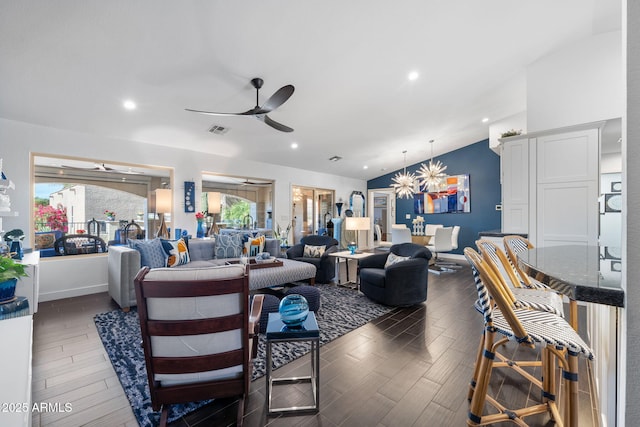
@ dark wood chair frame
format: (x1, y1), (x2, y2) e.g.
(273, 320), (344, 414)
(134, 266), (260, 427)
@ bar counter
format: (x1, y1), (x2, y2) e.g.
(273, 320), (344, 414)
(517, 245), (624, 307)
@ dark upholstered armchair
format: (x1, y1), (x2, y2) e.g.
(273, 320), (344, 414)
(359, 243), (432, 306)
(286, 235), (339, 283)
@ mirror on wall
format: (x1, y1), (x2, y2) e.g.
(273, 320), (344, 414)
(201, 174), (274, 235)
(31, 154), (172, 249)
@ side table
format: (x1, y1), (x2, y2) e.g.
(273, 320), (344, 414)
(328, 250), (374, 289)
(266, 312), (320, 415)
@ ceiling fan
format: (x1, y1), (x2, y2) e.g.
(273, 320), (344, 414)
(185, 78), (295, 133)
(239, 178), (271, 187)
(61, 163), (142, 175)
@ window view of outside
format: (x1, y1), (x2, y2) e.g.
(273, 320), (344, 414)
(34, 182), (146, 253)
(220, 195), (254, 228)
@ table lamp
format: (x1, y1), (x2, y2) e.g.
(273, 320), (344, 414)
(155, 188), (172, 239)
(345, 217), (371, 253)
(207, 191), (221, 236)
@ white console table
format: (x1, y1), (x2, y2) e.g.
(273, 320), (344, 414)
(0, 315), (33, 427)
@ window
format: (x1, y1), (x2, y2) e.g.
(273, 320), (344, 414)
(32, 154), (172, 255)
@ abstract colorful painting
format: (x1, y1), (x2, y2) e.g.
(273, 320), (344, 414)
(415, 174), (470, 214)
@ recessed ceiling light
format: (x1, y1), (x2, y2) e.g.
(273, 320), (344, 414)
(482, 117), (489, 123)
(291, 142), (298, 149)
(123, 100), (137, 110)
(363, 165), (368, 170)
(408, 71), (419, 81)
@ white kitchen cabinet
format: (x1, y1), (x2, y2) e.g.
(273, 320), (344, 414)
(499, 123), (602, 247)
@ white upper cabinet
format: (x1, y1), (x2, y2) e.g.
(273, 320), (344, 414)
(500, 123), (601, 247)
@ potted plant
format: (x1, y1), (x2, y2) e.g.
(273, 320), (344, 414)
(0, 256), (28, 303)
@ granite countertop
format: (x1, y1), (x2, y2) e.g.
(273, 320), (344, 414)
(478, 230), (528, 238)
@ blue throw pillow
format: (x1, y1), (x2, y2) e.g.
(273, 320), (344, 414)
(129, 238), (166, 268)
(214, 233), (243, 259)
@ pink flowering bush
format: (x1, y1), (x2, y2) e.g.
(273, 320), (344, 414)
(34, 204), (68, 232)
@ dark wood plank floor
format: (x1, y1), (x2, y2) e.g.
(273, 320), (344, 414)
(31, 263), (598, 426)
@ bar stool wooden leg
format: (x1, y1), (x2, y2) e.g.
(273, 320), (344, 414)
(467, 329), (496, 426)
(468, 332), (485, 401)
(569, 299), (579, 331)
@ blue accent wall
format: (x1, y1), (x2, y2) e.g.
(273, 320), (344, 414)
(368, 139), (501, 254)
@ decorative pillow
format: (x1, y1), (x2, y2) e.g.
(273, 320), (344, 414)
(34, 232), (56, 249)
(129, 238), (167, 268)
(303, 244), (326, 258)
(244, 234), (266, 257)
(384, 252), (411, 268)
(214, 233), (244, 259)
(161, 238), (190, 267)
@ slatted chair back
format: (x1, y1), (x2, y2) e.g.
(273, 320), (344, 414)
(476, 239), (524, 289)
(464, 247), (532, 347)
(463, 247), (494, 320)
(134, 264), (252, 426)
(503, 235), (535, 286)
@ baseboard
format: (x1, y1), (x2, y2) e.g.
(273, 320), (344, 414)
(39, 283), (108, 302)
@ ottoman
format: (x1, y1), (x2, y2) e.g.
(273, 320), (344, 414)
(285, 285), (321, 313)
(256, 293), (281, 334)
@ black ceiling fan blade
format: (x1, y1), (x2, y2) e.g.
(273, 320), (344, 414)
(260, 114), (294, 133)
(185, 108), (247, 116)
(260, 85), (295, 113)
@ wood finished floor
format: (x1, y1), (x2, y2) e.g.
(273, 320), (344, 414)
(31, 263), (599, 427)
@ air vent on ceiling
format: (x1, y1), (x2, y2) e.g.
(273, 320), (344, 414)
(328, 155), (342, 162)
(208, 124), (229, 135)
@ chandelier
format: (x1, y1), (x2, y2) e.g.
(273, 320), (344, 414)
(417, 140), (447, 192)
(391, 150), (416, 199)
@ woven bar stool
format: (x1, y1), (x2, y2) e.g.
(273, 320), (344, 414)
(503, 235), (579, 330)
(476, 239), (565, 318)
(464, 248), (593, 427)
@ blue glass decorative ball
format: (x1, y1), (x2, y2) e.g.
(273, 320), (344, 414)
(278, 294), (309, 327)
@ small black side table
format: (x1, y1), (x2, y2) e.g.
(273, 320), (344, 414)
(265, 312), (320, 415)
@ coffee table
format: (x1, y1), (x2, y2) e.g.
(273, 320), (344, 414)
(265, 312), (320, 415)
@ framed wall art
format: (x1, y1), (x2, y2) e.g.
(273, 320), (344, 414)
(415, 174), (470, 214)
(184, 181), (195, 213)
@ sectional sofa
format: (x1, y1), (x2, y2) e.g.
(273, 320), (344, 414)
(108, 237), (317, 310)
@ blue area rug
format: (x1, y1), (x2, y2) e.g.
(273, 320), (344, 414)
(94, 283), (394, 427)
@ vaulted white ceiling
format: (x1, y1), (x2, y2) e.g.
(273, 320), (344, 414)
(0, 0), (620, 180)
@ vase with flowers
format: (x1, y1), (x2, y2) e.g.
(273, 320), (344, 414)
(196, 212), (206, 238)
(104, 210), (116, 221)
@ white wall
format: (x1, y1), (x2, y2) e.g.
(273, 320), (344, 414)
(527, 30), (623, 132)
(0, 118), (365, 299)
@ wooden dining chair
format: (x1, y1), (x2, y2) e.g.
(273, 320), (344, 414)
(134, 264), (262, 427)
(464, 247), (593, 427)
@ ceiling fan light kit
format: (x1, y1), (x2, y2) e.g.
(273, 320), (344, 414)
(186, 77), (295, 132)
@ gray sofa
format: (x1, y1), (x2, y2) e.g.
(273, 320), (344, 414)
(108, 237), (284, 310)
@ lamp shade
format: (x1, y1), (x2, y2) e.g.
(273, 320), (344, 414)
(155, 189), (172, 214)
(345, 217), (371, 231)
(207, 192), (221, 214)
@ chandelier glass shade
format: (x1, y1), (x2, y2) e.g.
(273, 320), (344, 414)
(417, 140), (447, 192)
(391, 150), (416, 199)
